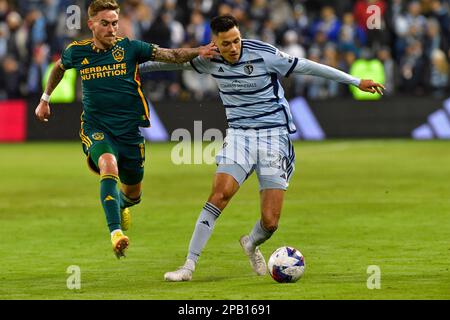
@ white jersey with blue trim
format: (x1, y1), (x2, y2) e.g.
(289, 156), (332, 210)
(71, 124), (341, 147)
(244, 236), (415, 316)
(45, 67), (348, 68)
(139, 39), (361, 133)
(190, 39), (298, 132)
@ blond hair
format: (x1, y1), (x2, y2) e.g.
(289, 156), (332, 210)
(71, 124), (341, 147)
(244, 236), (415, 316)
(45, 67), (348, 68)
(88, 0), (120, 18)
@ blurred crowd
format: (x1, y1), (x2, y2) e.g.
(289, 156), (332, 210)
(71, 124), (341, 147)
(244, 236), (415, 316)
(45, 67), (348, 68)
(0, 0), (449, 101)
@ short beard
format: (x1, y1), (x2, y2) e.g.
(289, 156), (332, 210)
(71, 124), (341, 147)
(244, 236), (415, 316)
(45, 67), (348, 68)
(95, 33), (116, 49)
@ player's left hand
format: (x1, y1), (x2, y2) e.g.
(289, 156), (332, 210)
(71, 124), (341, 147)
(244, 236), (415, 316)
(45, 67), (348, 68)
(358, 79), (385, 95)
(198, 42), (219, 59)
(35, 100), (51, 122)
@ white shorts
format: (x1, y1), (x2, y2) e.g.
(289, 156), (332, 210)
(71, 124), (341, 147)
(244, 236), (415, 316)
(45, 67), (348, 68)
(215, 128), (296, 190)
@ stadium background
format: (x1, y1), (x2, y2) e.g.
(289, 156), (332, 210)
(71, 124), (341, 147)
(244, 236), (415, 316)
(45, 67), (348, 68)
(1, 0), (450, 301)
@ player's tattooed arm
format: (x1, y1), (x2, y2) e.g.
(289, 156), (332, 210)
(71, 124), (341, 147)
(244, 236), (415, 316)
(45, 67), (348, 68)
(35, 59), (66, 122)
(153, 42), (218, 63)
(44, 59), (66, 95)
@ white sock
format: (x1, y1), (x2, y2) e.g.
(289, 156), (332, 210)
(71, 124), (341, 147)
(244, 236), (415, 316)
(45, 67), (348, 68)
(248, 220), (274, 248)
(187, 202), (221, 262)
(184, 259), (196, 271)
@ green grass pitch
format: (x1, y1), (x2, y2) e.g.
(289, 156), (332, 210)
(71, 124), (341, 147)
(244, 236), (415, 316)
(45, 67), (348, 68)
(0, 140), (449, 300)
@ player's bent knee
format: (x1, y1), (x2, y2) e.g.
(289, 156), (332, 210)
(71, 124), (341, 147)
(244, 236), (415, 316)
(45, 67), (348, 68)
(98, 153), (118, 176)
(209, 191), (234, 208)
(209, 191), (228, 203)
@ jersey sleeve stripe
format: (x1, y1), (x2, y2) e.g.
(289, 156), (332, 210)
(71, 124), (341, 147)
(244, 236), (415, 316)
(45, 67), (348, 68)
(189, 60), (202, 74)
(67, 39), (93, 49)
(242, 43), (276, 53)
(242, 44), (276, 55)
(242, 41), (276, 52)
(243, 39), (277, 48)
(285, 57), (299, 78)
(242, 40), (277, 53)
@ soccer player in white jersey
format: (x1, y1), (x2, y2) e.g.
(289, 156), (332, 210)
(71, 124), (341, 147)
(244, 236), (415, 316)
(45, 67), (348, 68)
(140, 15), (384, 281)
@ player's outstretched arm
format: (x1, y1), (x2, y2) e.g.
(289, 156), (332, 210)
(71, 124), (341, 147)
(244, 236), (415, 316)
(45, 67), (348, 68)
(153, 42), (218, 64)
(35, 59), (66, 122)
(293, 58), (385, 95)
(139, 61), (193, 73)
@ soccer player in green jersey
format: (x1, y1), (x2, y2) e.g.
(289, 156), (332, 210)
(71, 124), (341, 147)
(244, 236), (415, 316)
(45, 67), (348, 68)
(35, 0), (217, 258)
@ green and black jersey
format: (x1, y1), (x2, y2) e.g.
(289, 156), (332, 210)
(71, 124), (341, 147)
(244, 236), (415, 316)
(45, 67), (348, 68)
(61, 37), (157, 142)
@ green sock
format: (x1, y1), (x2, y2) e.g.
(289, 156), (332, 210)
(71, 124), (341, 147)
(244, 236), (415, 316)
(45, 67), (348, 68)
(100, 174), (121, 233)
(119, 191), (141, 210)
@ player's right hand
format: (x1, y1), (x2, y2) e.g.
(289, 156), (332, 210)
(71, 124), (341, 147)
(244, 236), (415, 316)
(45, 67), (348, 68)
(35, 101), (51, 122)
(358, 79), (385, 95)
(198, 42), (219, 59)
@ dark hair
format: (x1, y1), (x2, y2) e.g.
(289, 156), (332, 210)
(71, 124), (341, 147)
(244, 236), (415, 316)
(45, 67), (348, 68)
(210, 15), (239, 35)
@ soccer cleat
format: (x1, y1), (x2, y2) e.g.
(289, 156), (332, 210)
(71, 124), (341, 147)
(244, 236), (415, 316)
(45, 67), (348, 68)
(111, 230), (129, 259)
(164, 259), (195, 282)
(239, 235), (267, 276)
(121, 208), (131, 231)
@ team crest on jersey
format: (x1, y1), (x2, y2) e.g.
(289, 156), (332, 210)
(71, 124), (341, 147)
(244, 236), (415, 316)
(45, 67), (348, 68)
(112, 46), (125, 62)
(244, 64), (254, 75)
(92, 132), (104, 141)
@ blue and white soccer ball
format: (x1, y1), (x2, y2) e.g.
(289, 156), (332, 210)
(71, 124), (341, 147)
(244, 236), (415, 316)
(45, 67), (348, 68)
(268, 246), (305, 283)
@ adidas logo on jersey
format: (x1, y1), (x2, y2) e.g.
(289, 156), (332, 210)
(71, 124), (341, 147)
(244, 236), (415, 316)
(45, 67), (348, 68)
(218, 67), (224, 72)
(81, 58), (89, 65)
